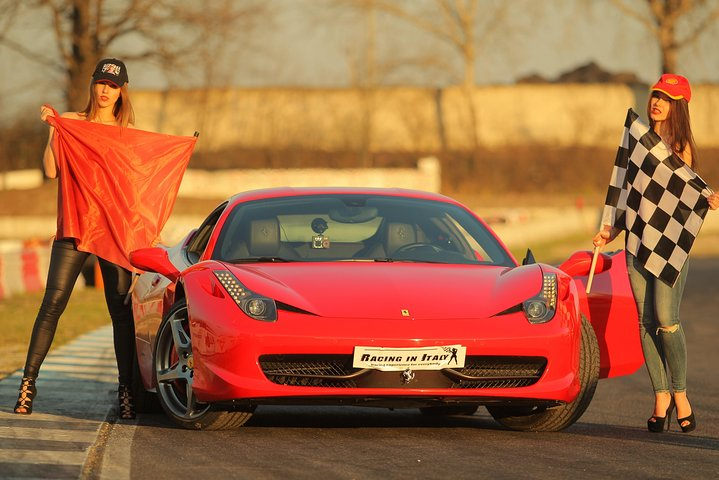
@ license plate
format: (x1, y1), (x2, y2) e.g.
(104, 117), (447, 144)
(352, 345), (466, 371)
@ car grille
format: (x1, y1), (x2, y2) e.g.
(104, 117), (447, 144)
(259, 354), (547, 389)
(260, 355), (359, 388)
(447, 356), (547, 388)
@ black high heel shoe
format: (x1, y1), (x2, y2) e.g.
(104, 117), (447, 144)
(677, 399), (696, 433)
(14, 377), (37, 415)
(647, 398), (674, 433)
(118, 384), (136, 420)
(677, 412), (696, 433)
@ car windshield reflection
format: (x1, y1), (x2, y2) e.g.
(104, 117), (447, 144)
(212, 194), (514, 267)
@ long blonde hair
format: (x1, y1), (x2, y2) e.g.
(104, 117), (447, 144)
(80, 83), (135, 127)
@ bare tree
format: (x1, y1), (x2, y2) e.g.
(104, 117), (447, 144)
(316, 0), (449, 167)
(161, 0), (272, 150)
(0, 1), (21, 36)
(607, 0), (719, 73)
(349, 0), (533, 170)
(0, 0), (272, 110)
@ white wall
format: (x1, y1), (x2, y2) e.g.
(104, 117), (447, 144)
(132, 84), (719, 153)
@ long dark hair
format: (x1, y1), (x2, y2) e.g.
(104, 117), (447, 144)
(647, 91), (698, 170)
(80, 83), (135, 127)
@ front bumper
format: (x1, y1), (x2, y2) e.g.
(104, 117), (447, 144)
(186, 305), (581, 406)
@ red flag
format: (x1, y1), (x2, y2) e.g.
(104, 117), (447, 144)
(47, 108), (197, 271)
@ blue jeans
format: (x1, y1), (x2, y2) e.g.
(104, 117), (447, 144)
(625, 252), (689, 393)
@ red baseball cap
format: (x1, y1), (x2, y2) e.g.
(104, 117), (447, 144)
(651, 73), (691, 102)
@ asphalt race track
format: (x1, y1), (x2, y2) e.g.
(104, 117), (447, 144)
(1, 259), (718, 479)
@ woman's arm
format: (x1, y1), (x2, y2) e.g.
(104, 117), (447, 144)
(40, 107), (84, 178)
(678, 145), (719, 210)
(681, 145), (693, 168)
(41, 130), (57, 178)
(40, 106), (57, 178)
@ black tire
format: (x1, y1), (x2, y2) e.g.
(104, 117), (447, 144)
(130, 351), (162, 414)
(487, 314), (600, 432)
(419, 405), (479, 416)
(153, 299), (254, 430)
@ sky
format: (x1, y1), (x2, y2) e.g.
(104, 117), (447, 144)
(1, 0), (718, 124)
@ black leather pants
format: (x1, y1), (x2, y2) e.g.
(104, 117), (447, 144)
(22, 238), (136, 385)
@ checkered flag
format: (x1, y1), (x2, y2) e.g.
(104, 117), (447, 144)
(602, 109), (713, 286)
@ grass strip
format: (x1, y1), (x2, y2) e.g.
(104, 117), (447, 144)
(0, 288), (109, 378)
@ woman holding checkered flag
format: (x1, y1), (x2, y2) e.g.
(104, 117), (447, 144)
(593, 74), (719, 434)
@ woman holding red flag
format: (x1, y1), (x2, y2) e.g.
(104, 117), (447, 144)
(593, 74), (719, 434)
(14, 58), (139, 419)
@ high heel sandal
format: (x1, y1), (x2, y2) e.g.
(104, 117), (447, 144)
(647, 397), (674, 433)
(14, 377), (37, 415)
(676, 398), (696, 433)
(677, 412), (696, 433)
(118, 384), (136, 420)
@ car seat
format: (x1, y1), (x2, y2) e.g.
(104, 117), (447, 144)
(385, 222), (417, 256)
(248, 218), (298, 259)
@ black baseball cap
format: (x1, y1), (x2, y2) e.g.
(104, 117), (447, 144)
(92, 58), (129, 87)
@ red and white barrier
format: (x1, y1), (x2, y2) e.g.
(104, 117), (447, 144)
(0, 240), (85, 300)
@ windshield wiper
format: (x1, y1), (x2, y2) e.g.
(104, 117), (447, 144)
(372, 257), (444, 264)
(229, 257), (297, 263)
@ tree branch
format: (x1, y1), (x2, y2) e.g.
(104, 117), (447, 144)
(679, 4), (719, 45)
(0, 36), (65, 71)
(608, 0), (659, 37)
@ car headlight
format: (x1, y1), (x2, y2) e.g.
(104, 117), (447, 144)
(213, 270), (277, 322)
(522, 273), (557, 324)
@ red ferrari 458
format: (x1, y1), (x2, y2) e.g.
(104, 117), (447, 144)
(129, 187), (643, 431)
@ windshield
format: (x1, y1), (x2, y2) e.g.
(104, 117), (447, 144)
(212, 194), (514, 266)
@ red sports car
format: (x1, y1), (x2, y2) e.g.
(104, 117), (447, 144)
(129, 187), (643, 431)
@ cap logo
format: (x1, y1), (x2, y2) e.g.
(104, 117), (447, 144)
(666, 77), (678, 85)
(101, 63), (121, 77)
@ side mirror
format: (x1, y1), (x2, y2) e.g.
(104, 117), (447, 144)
(522, 249), (536, 265)
(558, 250), (613, 277)
(130, 247), (180, 283)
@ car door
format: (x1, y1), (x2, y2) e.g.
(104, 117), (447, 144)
(559, 249), (644, 379)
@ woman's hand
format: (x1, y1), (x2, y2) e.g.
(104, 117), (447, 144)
(40, 105), (55, 123)
(708, 193), (719, 211)
(593, 225), (618, 248)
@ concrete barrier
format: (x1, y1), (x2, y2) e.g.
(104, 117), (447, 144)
(178, 157), (441, 199)
(0, 158), (441, 199)
(132, 84), (719, 152)
(480, 206), (599, 248)
(0, 169), (44, 191)
(0, 254), (5, 300)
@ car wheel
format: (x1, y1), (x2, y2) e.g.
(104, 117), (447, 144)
(486, 314), (600, 432)
(154, 299), (254, 430)
(419, 405), (479, 416)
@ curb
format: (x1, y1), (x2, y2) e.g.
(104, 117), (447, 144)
(0, 325), (118, 479)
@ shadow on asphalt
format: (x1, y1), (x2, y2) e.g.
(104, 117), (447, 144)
(132, 406), (719, 454)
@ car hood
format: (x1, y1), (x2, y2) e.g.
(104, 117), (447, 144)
(223, 262), (542, 320)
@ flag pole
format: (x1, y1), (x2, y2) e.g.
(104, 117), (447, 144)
(585, 245), (601, 294)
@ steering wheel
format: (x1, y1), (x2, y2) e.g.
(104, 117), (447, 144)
(394, 242), (443, 255)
